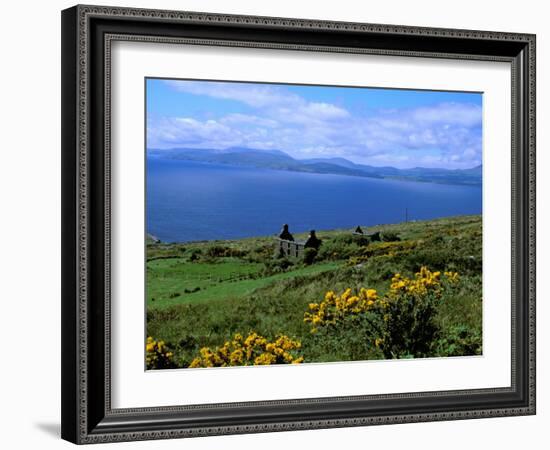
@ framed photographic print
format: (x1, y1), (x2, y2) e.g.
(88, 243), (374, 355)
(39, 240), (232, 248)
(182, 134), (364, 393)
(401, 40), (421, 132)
(61, 4), (536, 444)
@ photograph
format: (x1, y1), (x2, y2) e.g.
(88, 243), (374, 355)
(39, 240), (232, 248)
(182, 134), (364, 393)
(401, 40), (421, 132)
(56, 3), (536, 445)
(145, 78), (483, 370)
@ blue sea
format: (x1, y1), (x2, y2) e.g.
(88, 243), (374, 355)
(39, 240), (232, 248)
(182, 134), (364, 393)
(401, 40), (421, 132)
(146, 159), (482, 243)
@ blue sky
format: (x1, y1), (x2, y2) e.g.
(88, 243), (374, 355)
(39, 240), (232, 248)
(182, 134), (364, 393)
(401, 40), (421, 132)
(146, 78), (482, 169)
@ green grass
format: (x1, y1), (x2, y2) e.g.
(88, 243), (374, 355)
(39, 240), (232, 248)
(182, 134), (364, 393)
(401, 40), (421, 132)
(146, 214), (483, 367)
(147, 259), (339, 308)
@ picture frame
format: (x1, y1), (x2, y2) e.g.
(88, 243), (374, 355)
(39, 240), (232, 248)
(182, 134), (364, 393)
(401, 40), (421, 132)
(61, 4), (536, 444)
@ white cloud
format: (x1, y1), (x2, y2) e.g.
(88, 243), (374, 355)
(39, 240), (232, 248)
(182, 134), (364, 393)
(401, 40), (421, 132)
(164, 80), (297, 108)
(221, 113), (279, 128)
(153, 82), (482, 168)
(347, 102), (482, 167)
(164, 80), (349, 125)
(411, 102), (482, 127)
(302, 102), (350, 120)
(148, 117), (243, 149)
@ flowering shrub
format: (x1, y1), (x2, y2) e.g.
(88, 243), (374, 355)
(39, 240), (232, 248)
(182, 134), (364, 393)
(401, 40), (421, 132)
(304, 267), (460, 359)
(379, 267), (458, 358)
(146, 336), (176, 370)
(304, 287), (382, 333)
(189, 332), (303, 368)
(389, 266), (455, 297)
(444, 271), (460, 283)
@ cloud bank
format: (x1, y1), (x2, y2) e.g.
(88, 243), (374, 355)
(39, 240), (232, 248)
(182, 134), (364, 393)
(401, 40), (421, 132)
(147, 80), (482, 169)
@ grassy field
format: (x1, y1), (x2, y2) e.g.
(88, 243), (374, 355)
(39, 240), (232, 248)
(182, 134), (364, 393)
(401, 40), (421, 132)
(146, 215), (482, 368)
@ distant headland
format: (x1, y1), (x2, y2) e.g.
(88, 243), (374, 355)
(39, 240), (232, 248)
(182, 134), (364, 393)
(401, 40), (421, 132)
(148, 147), (482, 186)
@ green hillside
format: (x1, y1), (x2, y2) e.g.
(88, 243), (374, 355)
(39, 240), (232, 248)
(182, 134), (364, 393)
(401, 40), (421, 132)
(146, 215), (482, 368)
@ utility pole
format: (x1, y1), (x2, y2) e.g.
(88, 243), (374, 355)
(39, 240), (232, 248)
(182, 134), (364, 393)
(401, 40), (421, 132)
(405, 207), (408, 223)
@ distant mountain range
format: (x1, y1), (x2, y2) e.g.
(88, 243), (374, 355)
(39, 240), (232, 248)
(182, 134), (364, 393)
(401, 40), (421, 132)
(148, 147), (482, 186)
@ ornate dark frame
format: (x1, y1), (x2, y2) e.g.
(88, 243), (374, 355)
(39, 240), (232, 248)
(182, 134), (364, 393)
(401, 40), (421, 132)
(61, 4), (536, 444)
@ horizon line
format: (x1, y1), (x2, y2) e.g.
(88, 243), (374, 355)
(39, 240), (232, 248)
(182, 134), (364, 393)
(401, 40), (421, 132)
(146, 147), (482, 172)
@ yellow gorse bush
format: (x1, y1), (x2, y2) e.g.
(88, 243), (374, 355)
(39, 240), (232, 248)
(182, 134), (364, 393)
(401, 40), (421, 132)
(304, 267), (460, 335)
(189, 332), (303, 368)
(391, 267), (435, 296)
(444, 271), (460, 283)
(390, 267), (459, 297)
(151, 267), (462, 368)
(304, 287), (384, 333)
(146, 336), (175, 370)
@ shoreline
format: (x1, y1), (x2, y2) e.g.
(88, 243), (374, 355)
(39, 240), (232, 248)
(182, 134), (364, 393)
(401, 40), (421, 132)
(148, 156), (483, 188)
(147, 213), (482, 246)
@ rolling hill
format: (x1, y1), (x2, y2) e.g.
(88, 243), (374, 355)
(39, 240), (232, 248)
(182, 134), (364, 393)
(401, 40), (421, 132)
(148, 147), (482, 186)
